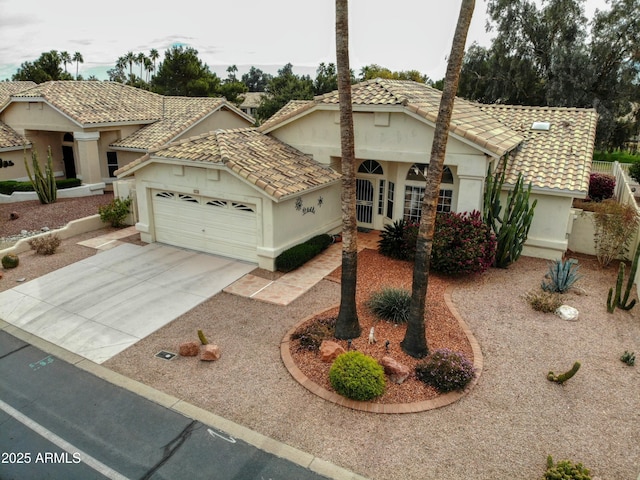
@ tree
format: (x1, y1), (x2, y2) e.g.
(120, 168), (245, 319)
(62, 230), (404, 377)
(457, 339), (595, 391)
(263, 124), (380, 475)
(60, 51), (71, 73)
(149, 49), (160, 77)
(334, 0), (361, 340)
(151, 46), (220, 96)
(72, 52), (84, 79)
(124, 51), (135, 84)
(219, 64), (248, 105)
(12, 50), (69, 83)
(241, 66), (273, 92)
(314, 62), (338, 95)
(401, 0), (475, 358)
(359, 64), (430, 83)
(256, 63), (314, 120)
(136, 52), (147, 81)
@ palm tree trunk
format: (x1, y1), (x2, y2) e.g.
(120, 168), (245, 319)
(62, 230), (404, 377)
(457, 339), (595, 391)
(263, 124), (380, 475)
(334, 0), (361, 340)
(401, 0), (475, 358)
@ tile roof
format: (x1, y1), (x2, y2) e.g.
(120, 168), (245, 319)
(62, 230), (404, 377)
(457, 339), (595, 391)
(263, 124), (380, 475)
(259, 79), (523, 156)
(239, 92), (264, 109)
(118, 128), (341, 200)
(7, 81), (163, 125)
(0, 81), (36, 108)
(479, 105), (598, 194)
(0, 120), (29, 150)
(110, 96), (230, 150)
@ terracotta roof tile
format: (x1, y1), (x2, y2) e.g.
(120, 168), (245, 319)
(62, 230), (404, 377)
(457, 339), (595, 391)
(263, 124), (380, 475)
(479, 104), (598, 194)
(0, 121), (29, 149)
(9, 81), (163, 125)
(117, 128), (340, 200)
(0, 81), (36, 108)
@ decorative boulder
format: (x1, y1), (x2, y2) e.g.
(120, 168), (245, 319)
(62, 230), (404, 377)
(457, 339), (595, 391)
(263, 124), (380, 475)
(320, 340), (346, 363)
(380, 356), (411, 384)
(178, 341), (200, 357)
(200, 344), (221, 361)
(555, 305), (579, 321)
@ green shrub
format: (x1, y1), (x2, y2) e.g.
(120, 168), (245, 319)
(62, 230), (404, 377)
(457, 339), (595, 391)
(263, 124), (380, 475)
(98, 197), (132, 227)
(366, 287), (411, 324)
(629, 162), (640, 183)
(290, 317), (336, 351)
(587, 173), (615, 201)
(620, 350), (635, 366)
(0, 179), (81, 195)
(1, 253), (19, 269)
(378, 219), (418, 260)
(276, 234), (333, 272)
(415, 349), (476, 392)
(28, 234), (62, 255)
(543, 455), (591, 480)
(329, 351), (386, 401)
(524, 290), (564, 313)
(593, 150), (640, 164)
(431, 211), (496, 276)
(591, 199), (639, 267)
(541, 259), (582, 293)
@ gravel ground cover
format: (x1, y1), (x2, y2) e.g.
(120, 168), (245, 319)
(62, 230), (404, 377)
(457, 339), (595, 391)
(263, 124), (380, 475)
(2, 196), (639, 479)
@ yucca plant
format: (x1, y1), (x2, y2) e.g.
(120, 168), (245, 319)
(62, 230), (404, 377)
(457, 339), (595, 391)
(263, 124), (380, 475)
(24, 147), (57, 204)
(366, 287), (411, 324)
(541, 258), (582, 293)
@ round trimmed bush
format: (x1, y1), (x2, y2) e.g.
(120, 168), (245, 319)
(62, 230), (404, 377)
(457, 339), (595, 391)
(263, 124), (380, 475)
(367, 287), (411, 324)
(588, 172), (615, 201)
(329, 351), (386, 401)
(415, 349), (476, 392)
(1, 253), (19, 269)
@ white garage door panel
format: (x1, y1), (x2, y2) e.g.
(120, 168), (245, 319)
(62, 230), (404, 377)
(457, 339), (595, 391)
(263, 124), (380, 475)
(152, 191), (257, 262)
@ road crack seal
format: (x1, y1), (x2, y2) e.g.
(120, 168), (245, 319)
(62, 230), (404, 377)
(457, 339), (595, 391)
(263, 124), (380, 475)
(140, 420), (200, 479)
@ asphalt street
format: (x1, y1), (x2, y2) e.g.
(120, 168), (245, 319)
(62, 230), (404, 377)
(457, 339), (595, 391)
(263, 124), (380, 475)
(0, 331), (330, 480)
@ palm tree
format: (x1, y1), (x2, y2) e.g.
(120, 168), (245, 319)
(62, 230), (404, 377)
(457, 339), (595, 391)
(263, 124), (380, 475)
(401, 0), (476, 358)
(60, 51), (71, 73)
(149, 48), (159, 77)
(334, 0), (361, 340)
(144, 57), (153, 83)
(136, 52), (146, 81)
(124, 51), (135, 84)
(72, 52), (83, 79)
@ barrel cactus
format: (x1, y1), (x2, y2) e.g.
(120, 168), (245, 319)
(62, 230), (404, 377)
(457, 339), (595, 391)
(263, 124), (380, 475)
(1, 253), (19, 269)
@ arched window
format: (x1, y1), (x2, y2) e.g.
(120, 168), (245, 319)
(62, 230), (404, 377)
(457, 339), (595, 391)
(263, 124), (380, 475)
(63, 133), (74, 142)
(358, 160), (383, 175)
(406, 164), (454, 183)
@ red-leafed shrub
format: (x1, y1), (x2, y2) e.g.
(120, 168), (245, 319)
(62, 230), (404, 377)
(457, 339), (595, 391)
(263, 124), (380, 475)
(588, 173), (615, 201)
(431, 211), (496, 276)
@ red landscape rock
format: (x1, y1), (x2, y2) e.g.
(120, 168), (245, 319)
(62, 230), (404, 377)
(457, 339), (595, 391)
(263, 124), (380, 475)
(178, 341), (200, 357)
(200, 344), (221, 361)
(380, 356), (411, 384)
(319, 340), (345, 363)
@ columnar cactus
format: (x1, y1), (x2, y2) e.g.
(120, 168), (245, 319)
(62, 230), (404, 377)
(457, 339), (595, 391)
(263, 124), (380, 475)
(607, 244), (640, 313)
(24, 147), (57, 204)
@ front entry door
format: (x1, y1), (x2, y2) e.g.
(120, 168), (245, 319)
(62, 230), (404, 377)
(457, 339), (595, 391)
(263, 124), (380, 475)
(356, 178), (374, 225)
(62, 146), (76, 179)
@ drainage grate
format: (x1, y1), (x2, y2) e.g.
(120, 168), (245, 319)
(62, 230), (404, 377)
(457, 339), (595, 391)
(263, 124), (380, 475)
(155, 351), (176, 360)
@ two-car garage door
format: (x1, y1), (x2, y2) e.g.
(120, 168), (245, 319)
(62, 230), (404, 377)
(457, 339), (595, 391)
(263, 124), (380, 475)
(152, 190), (258, 262)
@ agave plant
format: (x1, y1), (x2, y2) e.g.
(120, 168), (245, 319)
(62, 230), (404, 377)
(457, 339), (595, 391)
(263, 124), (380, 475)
(541, 258), (582, 293)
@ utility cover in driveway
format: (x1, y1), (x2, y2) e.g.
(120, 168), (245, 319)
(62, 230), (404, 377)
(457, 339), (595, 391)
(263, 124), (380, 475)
(0, 243), (255, 364)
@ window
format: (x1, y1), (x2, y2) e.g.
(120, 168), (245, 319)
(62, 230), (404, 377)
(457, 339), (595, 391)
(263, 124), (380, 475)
(107, 152), (119, 177)
(378, 180), (385, 215)
(358, 160), (383, 175)
(386, 182), (395, 219)
(403, 186), (453, 222)
(406, 163), (454, 184)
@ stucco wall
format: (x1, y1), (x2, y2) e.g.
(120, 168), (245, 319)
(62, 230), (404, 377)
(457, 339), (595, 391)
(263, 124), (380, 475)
(520, 193), (573, 260)
(1, 102), (77, 132)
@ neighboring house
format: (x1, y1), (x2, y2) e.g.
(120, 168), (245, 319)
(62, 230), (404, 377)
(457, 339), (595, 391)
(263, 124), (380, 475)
(257, 78), (597, 262)
(238, 92), (264, 118)
(0, 81), (254, 185)
(116, 128), (341, 268)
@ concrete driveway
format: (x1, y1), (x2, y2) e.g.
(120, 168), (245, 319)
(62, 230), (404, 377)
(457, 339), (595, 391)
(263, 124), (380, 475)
(0, 243), (255, 364)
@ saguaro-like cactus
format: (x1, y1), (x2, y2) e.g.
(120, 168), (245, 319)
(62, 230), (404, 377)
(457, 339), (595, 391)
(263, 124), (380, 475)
(607, 244), (640, 313)
(24, 147), (57, 204)
(483, 155), (537, 268)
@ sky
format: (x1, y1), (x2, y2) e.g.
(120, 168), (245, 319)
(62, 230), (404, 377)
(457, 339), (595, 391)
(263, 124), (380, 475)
(0, 0), (610, 83)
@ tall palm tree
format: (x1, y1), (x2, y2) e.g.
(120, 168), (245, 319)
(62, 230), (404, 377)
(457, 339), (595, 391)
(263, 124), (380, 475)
(144, 57), (153, 83)
(401, 0), (476, 358)
(149, 48), (159, 77)
(136, 52), (146, 81)
(124, 51), (135, 84)
(60, 51), (71, 73)
(334, 0), (361, 340)
(72, 52), (83, 79)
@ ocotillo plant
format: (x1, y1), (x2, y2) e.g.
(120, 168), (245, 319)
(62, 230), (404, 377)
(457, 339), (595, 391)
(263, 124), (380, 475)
(483, 155), (537, 268)
(24, 147), (57, 204)
(607, 243), (640, 313)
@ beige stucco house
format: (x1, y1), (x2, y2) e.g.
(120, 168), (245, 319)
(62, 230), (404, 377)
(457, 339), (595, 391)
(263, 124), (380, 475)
(0, 81), (254, 186)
